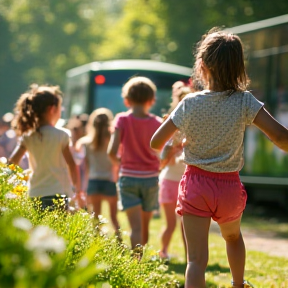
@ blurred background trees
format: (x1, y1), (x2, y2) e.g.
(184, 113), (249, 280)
(0, 0), (287, 115)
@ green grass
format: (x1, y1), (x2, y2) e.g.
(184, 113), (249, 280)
(100, 202), (288, 288)
(241, 204), (288, 238)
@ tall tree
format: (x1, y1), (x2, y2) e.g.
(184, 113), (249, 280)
(94, 0), (170, 62)
(0, 0), (111, 113)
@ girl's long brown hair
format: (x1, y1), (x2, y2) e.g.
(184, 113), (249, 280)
(86, 108), (114, 150)
(193, 27), (250, 92)
(12, 84), (62, 136)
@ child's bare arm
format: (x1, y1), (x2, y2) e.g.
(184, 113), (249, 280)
(9, 144), (27, 165)
(159, 144), (180, 169)
(253, 107), (288, 152)
(151, 118), (178, 151)
(62, 144), (81, 193)
(107, 129), (121, 165)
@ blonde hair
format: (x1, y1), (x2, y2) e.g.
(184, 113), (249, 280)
(168, 86), (192, 114)
(85, 108), (114, 150)
(122, 76), (156, 104)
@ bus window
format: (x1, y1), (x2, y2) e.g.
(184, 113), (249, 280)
(94, 85), (126, 114)
(90, 69), (190, 116)
(65, 60), (191, 118)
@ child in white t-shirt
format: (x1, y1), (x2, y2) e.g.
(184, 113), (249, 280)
(9, 84), (81, 210)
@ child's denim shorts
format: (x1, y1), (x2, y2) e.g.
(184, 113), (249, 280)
(87, 179), (117, 196)
(118, 176), (159, 212)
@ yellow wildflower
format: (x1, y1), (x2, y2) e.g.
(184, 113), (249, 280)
(9, 164), (16, 171)
(23, 175), (29, 181)
(12, 185), (28, 196)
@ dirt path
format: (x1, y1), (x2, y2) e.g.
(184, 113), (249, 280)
(209, 221), (288, 259)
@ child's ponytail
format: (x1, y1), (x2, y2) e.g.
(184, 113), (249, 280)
(12, 84), (62, 136)
(12, 92), (37, 135)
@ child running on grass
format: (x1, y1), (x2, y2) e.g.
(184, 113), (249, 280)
(76, 108), (120, 233)
(151, 28), (288, 288)
(9, 84), (81, 210)
(158, 85), (192, 260)
(108, 76), (162, 249)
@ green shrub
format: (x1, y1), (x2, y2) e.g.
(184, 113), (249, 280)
(0, 163), (180, 288)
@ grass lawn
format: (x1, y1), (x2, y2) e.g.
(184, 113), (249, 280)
(99, 202), (288, 288)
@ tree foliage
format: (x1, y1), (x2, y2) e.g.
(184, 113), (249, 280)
(0, 0), (287, 114)
(94, 0), (170, 62)
(163, 0), (288, 66)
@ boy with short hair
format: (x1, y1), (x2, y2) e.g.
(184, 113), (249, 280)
(108, 76), (162, 249)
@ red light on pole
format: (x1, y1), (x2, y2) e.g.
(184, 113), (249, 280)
(94, 75), (106, 85)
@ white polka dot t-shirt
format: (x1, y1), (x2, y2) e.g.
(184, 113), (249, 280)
(170, 90), (264, 173)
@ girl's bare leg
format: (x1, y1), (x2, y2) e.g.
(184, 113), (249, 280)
(180, 219), (187, 261)
(160, 202), (177, 257)
(125, 205), (142, 248)
(141, 210), (153, 245)
(88, 194), (102, 218)
(219, 216), (245, 287)
(106, 196), (120, 231)
(182, 214), (211, 288)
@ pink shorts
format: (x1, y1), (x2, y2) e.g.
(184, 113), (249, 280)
(159, 178), (179, 204)
(176, 166), (247, 224)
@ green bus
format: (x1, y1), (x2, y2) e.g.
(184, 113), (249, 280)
(64, 59), (191, 118)
(227, 14), (288, 206)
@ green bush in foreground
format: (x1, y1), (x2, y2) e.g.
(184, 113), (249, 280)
(0, 163), (179, 288)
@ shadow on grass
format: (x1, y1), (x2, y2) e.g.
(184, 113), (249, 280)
(167, 261), (230, 288)
(206, 263), (230, 274)
(242, 202), (288, 238)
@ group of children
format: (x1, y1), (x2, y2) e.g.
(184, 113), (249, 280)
(7, 28), (288, 288)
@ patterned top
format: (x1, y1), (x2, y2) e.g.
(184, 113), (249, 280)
(170, 90), (264, 172)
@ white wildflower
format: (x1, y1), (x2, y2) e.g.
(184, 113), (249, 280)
(101, 226), (109, 234)
(0, 157), (7, 164)
(13, 217), (33, 231)
(35, 252), (52, 270)
(5, 192), (17, 199)
(77, 256), (89, 268)
(98, 214), (108, 224)
(26, 225), (66, 253)
(0, 207), (9, 212)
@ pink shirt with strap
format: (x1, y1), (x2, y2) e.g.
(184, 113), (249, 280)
(114, 111), (162, 178)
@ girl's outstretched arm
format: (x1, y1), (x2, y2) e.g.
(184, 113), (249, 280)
(62, 144), (81, 193)
(9, 144), (27, 165)
(253, 107), (288, 152)
(107, 129), (121, 165)
(150, 118), (178, 151)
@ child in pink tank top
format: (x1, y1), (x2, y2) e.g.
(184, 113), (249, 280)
(108, 76), (162, 250)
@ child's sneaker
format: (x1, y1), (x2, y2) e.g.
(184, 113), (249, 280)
(159, 251), (170, 264)
(133, 244), (143, 261)
(243, 280), (254, 288)
(230, 280), (254, 288)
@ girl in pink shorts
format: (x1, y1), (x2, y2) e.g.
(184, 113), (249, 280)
(151, 28), (288, 288)
(158, 85), (191, 260)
